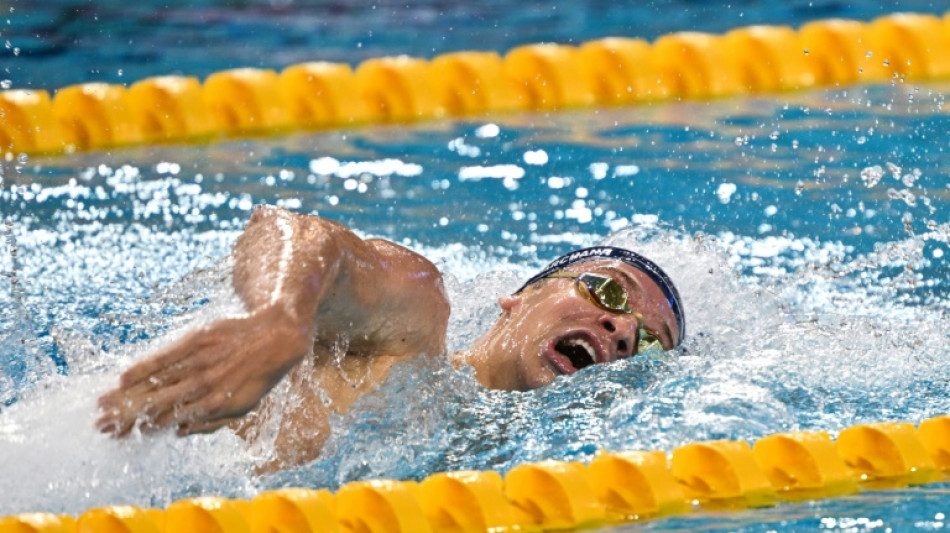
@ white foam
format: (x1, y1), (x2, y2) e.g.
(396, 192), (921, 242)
(3, 223), (949, 513)
(0, 373), (256, 515)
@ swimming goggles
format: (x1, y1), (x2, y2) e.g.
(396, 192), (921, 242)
(543, 270), (664, 353)
(515, 246), (685, 346)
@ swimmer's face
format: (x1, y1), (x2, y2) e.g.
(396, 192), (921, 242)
(489, 259), (680, 390)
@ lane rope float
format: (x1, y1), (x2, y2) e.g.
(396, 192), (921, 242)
(4, 416), (950, 532)
(1, 11), (949, 157)
(4, 9), (950, 532)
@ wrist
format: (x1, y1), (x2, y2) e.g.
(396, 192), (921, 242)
(251, 303), (313, 355)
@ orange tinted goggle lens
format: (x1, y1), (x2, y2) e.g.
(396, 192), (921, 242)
(576, 273), (631, 313)
(565, 272), (663, 352)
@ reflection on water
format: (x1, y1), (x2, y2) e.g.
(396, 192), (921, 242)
(0, 82), (948, 530)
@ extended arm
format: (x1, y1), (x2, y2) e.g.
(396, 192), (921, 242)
(97, 205), (448, 437)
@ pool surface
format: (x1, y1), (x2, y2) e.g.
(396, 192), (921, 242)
(2, 1), (950, 531)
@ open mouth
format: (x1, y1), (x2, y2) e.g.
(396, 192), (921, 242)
(554, 335), (598, 371)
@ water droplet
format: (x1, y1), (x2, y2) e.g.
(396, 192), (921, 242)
(860, 165), (883, 188)
(523, 149), (548, 165)
(886, 162), (901, 180)
(887, 188), (917, 207)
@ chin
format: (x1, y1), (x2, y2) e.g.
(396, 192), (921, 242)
(518, 348), (557, 391)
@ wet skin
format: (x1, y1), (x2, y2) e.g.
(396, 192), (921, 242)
(458, 260), (679, 391)
(97, 205), (679, 468)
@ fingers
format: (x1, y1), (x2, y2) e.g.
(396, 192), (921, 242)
(94, 317), (275, 441)
(96, 328), (226, 436)
(98, 388), (247, 439)
(117, 326), (218, 390)
(97, 372), (213, 437)
(177, 416), (244, 436)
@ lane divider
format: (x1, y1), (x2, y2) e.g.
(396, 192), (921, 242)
(671, 439), (777, 509)
(1, 11), (949, 157)
(752, 431), (858, 501)
(5, 415), (950, 532)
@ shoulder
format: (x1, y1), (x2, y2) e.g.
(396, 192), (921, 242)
(362, 238), (447, 315)
(361, 238), (450, 354)
(365, 238), (442, 279)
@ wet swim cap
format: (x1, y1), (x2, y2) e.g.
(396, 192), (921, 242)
(516, 246), (686, 345)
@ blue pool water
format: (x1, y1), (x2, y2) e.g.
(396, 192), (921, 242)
(2, 1), (950, 531)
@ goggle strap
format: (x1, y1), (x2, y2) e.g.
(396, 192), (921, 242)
(515, 246), (685, 345)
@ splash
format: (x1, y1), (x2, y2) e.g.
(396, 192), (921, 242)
(2, 211), (947, 514)
(259, 221), (950, 491)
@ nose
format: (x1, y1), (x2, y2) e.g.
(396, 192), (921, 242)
(598, 313), (639, 360)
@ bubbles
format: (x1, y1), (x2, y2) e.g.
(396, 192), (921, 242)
(155, 161), (180, 175)
(1, 74), (950, 518)
(458, 164), (525, 182)
(307, 157), (423, 179)
(886, 161), (902, 180)
(887, 188), (917, 207)
(589, 162), (608, 180)
(0, 374), (256, 515)
(860, 165), (884, 187)
(253, 220), (950, 491)
(523, 149), (549, 166)
(474, 123), (500, 138)
(613, 164), (639, 177)
(902, 169), (920, 187)
(716, 183), (737, 204)
(565, 200), (593, 223)
(447, 138), (480, 158)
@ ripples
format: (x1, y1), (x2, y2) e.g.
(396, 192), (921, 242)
(0, 81), (949, 520)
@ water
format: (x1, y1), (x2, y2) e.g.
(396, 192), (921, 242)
(2, 1), (950, 531)
(4, 0), (946, 89)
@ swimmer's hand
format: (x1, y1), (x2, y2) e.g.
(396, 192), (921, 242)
(96, 305), (310, 437)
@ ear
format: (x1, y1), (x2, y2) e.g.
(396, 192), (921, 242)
(497, 294), (521, 312)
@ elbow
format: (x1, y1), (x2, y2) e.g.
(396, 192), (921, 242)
(249, 204), (291, 225)
(246, 206), (337, 240)
(429, 272), (452, 348)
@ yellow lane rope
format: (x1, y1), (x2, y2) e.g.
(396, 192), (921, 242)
(1, 12), (949, 157)
(4, 10), (950, 533)
(3, 416), (950, 532)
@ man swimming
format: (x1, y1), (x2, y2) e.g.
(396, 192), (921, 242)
(96, 205), (684, 468)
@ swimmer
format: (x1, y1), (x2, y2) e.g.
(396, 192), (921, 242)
(96, 205), (685, 468)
